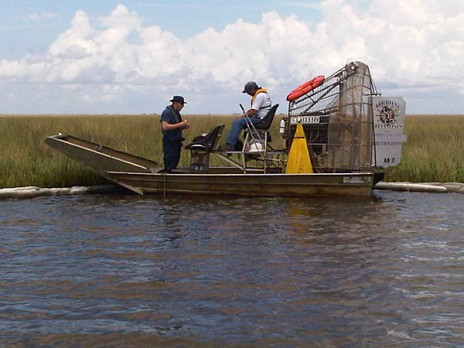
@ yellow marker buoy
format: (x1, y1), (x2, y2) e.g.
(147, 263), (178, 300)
(286, 123), (313, 174)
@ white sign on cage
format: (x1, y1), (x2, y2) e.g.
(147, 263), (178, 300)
(372, 97), (407, 167)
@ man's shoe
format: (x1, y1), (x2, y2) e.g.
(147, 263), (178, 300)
(218, 144), (234, 152)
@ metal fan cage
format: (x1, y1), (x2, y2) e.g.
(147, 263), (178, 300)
(287, 61), (380, 172)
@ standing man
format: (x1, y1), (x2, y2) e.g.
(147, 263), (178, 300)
(160, 96), (191, 173)
(223, 81), (272, 151)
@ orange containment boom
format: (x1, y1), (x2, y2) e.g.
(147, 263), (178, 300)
(286, 75), (325, 102)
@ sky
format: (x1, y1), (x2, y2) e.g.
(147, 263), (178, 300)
(1, 0), (464, 115)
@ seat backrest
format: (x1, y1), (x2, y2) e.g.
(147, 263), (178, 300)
(185, 124), (225, 151)
(254, 104), (279, 130)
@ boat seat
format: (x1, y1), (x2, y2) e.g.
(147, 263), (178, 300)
(243, 104), (279, 153)
(253, 104), (279, 130)
(185, 124), (225, 152)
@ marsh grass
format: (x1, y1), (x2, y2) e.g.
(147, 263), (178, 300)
(1, 114), (463, 188)
(384, 115), (464, 182)
(0, 114), (285, 188)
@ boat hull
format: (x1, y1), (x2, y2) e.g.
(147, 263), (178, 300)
(45, 134), (375, 197)
(105, 171), (374, 197)
(45, 134), (161, 175)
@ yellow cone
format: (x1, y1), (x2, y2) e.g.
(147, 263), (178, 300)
(286, 123), (313, 174)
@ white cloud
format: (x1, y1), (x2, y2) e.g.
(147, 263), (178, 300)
(98, 4), (140, 30)
(1, 1), (464, 114)
(28, 11), (58, 21)
(286, 1), (321, 10)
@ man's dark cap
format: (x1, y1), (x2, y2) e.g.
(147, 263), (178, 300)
(242, 81), (259, 93)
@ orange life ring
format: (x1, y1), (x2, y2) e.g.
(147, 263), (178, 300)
(286, 75), (325, 102)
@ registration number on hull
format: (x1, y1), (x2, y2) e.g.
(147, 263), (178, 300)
(343, 176), (372, 184)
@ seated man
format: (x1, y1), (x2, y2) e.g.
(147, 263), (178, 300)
(222, 81), (272, 151)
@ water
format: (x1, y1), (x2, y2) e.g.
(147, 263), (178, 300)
(1, 190), (463, 347)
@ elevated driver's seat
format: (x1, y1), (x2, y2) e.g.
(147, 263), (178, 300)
(244, 104), (279, 152)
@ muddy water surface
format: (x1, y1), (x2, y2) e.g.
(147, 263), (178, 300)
(1, 191), (463, 346)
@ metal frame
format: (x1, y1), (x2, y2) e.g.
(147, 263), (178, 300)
(286, 61), (380, 173)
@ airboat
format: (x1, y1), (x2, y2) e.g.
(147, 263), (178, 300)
(45, 61), (406, 197)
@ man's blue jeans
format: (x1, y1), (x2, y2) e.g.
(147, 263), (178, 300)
(226, 115), (261, 148)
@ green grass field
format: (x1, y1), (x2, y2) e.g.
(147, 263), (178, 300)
(384, 115), (464, 183)
(0, 114), (463, 188)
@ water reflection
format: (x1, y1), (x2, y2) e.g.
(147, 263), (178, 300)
(1, 191), (463, 346)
